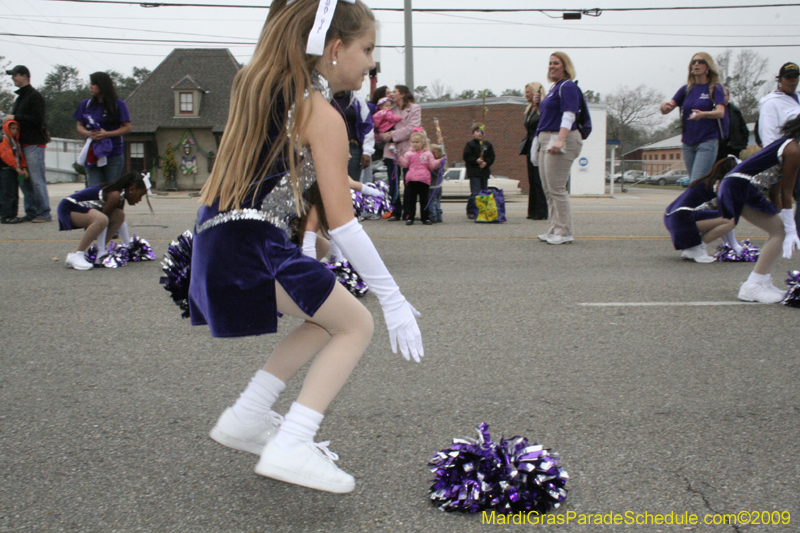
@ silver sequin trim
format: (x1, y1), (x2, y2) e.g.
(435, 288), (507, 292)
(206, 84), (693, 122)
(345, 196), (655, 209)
(666, 198), (719, 216)
(64, 189), (125, 210)
(727, 166), (782, 191)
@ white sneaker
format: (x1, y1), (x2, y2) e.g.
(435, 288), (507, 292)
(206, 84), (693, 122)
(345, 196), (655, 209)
(209, 408), (282, 455)
(680, 244), (715, 263)
(737, 280), (785, 303)
(546, 234), (574, 245)
(255, 440), (355, 493)
(538, 233), (553, 242)
(65, 252), (94, 270)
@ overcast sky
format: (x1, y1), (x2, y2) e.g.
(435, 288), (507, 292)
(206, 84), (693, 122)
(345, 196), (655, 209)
(2, 0), (799, 104)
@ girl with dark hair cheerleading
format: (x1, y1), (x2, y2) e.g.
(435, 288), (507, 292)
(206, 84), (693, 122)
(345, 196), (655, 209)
(57, 171), (150, 270)
(716, 115), (800, 302)
(74, 72), (132, 187)
(183, 0), (422, 494)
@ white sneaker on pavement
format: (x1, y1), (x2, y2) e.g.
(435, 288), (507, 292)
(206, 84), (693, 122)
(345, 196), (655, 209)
(546, 234), (574, 245)
(209, 407), (282, 455)
(65, 252), (94, 270)
(538, 233), (553, 242)
(680, 244), (715, 263)
(737, 280), (785, 303)
(255, 440), (355, 493)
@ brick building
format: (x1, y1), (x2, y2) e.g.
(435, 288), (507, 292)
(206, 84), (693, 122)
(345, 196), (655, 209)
(419, 97), (532, 191)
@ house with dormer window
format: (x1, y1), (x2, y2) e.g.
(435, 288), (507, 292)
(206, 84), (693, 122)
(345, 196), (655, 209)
(124, 48), (240, 190)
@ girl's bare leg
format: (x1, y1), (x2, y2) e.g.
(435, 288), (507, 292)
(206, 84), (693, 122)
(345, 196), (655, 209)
(697, 217), (735, 244)
(741, 206), (784, 275)
(70, 210), (109, 251)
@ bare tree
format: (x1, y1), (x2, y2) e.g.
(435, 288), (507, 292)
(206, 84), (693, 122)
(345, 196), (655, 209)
(717, 49), (769, 121)
(0, 55), (14, 113)
(605, 85), (665, 153)
(428, 79), (453, 101)
(414, 85), (430, 103)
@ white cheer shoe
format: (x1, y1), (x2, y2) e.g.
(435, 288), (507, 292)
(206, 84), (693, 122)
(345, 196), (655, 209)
(209, 408), (283, 455)
(255, 440), (355, 493)
(680, 244), (715, 263)
(737, 280), (786, 304)
(65, 252), (94, 270)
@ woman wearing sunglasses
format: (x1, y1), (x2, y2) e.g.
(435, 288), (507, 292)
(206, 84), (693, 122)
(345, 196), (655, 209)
(661, 53), (726, 183)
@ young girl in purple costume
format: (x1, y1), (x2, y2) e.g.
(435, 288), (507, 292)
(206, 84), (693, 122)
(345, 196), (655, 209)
(715, 116), (800, 303)
(664, 157), (740, 263)
(57, 171), (148, 271)
(188, 0), (423, 494)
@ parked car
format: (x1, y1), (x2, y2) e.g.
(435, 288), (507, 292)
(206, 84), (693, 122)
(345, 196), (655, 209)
(677, 175), (693, 187)
(440, 167), (522, 198)
(620, 170), (648, 183)
(645, 169), (688, 186)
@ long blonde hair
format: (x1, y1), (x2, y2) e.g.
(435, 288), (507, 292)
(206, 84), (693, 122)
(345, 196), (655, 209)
(548, 52), (576, 83)
(686, 52), (721, 93)
(524, 81), (545, 115)
(200, 0), (375, 210)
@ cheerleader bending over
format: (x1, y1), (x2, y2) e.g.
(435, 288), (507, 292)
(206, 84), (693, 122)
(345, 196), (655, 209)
(57, 171), (148, 270)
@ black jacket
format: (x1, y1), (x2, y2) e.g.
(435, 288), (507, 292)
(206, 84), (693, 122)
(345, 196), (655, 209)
(11, 85), (48, 146)
(726, 103), (749, 152)
(521, 108), (541, 155)
(463, 138), (495, 179)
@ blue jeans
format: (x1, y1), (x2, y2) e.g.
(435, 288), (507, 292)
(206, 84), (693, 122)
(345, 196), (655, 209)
(86, 154), (125, 187)
(385, 157), (404, 218)
(347, 144), (362, 182)
(682, 139), (718, 182)
(18, 145), (50, 220)
(466, 176), (488, 215)
(428, 186), (443, 222)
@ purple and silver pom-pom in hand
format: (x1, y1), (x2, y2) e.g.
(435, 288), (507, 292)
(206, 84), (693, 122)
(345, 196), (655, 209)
(160, 230), (194, 318)
(781, 270), (800, 308)
(352, 181), (391, 218)
(429, 423), (568, 515)
(325, 259), (368, 298)
(714, 239), (760, 262)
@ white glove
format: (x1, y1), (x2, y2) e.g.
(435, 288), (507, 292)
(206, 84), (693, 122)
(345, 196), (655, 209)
(779, 209), (800, 259)
(302, 231), (317, 258)
(360, 183), (384, 198)
(330, 218), (423, 362)
(530, 136), (540, 167)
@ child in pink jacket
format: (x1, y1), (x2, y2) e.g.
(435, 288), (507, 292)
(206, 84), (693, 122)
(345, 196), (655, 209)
(398, 130), (444, 225)
(372, 97), (403, 134)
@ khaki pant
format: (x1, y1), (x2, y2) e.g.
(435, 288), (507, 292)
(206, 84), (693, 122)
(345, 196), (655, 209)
(537, 130), (583, 237)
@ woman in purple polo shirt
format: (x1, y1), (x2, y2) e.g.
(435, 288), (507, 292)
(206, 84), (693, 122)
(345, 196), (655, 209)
(74, 72), (131, 187)
(660, 52), (726, 183)
(533, 52), (583, 245)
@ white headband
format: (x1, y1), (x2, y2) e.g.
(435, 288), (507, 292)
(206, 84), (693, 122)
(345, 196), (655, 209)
(142, 172), (152, 195)
(287, 0), (356, 56)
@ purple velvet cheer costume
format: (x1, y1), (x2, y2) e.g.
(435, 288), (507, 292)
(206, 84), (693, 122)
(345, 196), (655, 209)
(188, 75), (337, 338)
(663, 180), (721, 250)
(57, 185), (125, 231)
(716, 137), (790, 223)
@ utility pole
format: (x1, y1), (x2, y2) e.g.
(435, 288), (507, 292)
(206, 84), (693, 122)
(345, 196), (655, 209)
(404, 0), (414, 90)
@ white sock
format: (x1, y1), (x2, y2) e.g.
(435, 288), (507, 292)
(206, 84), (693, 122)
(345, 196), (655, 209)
(119, 222), (131, 244)
(747, 271), (770, 284)
(95, 229), (108, 263)
(723, 230), (743, 254)
(272, 402), (324, 451)
(230, 370), (286, 425)
(329, 240), (343, 262)
(302, 231), (317, 258)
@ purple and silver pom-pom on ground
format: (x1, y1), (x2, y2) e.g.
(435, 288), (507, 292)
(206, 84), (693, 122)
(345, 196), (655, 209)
(351, 181), (391, 218)
(324, 259), (368, 298)
(781, 270), (800, 308)
(127, 235), (156, 262)
(429, 423), (568, 515)
(160, 230), (194, 318)
(714, 239), (760, 262)
(85, 241), (129, 268)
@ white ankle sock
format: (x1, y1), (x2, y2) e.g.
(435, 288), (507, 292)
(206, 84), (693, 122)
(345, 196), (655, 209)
(329, 240), (343, 261)
(272, 402), (324, 451)
(95, 229), (108, 260)
(302, 231), (317, 258)
(230, 370), (285, 425)
(748, 271), (770, 284)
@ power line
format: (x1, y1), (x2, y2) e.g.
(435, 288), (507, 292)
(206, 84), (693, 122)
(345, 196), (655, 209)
(37, 0), (800, 12)
(3, 31), (799, 49)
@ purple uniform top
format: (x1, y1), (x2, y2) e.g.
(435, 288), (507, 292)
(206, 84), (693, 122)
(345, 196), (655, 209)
(672, 83), (725, 146)
(73, 98), (131, 157)
(536, 79), (580, 135)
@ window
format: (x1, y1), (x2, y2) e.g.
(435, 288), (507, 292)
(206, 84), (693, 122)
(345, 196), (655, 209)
(669, 153), (674, 160)
(661, 154), (666, 160)
(130, 142), (145, 172)
(180, 92), (193, 114)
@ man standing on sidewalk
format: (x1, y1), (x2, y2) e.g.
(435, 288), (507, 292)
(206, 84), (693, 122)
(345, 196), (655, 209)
(3, 65), (51, 222)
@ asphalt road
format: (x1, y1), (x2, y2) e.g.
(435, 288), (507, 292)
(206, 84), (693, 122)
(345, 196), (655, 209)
(1, 183), (798, 533)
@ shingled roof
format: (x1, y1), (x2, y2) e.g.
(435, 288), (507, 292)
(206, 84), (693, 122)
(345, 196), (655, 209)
(126, 49), (240, 134)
